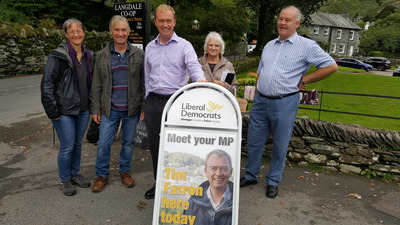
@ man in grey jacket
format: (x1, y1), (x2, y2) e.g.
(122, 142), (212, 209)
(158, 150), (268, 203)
(90, 15), (145, 192)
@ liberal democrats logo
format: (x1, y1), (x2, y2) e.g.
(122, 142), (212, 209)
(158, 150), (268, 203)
(180, 100), (223, 120)
(207, 100), (224, 113)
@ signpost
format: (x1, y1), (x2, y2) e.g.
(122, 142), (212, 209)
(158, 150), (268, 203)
(152, 83), (242, 225)
(114, 2), (146, 49)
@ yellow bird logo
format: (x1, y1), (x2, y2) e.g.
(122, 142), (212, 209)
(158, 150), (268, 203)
(207, 100), (224, 113)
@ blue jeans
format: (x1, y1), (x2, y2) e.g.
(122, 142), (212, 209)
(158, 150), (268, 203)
(52, 110), (90, 183)
(244, 92), (299, 186)
(95, 110), (140, 178)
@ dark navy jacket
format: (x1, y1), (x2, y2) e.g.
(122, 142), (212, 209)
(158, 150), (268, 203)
(184, 180), (233, 225)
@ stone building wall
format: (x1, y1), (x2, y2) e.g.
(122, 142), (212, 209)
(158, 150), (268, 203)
(242, 113), (400, 181)
(0, 24), (112, 77)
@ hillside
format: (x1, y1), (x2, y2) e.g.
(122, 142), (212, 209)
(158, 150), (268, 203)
(320, 0), (400, 21)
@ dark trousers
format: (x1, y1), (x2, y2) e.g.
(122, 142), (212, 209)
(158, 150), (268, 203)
(144, 93), (170, 180)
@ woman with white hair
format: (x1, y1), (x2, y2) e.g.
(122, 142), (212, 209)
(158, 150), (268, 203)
(190, 32), (238, 95)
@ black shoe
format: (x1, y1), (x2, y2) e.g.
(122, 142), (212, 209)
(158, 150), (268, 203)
(145, 186), (156, 199)
(240, 177), (258, 188)
(266, 185), (278, 198)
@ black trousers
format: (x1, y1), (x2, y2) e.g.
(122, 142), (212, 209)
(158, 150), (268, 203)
(144, 93), (170, 180)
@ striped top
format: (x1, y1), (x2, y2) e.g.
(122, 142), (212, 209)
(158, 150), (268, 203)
(257, 32), (335, 96)
(110, 43), (130, 111)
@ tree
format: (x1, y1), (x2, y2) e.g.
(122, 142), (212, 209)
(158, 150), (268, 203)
(198, 0), (248, 42)
(359, 11), (400, 54)
(3, 0), (115, 31)
(319, 0), (360, 16)
(0, 0), (29, 24)
(375, 5), (396, 20)
(239, 0), (325, 55)
(150, 0), (248, 43)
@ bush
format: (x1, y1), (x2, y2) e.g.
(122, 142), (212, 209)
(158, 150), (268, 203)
(236, 72), (257, 98)
(367, 51), (384, 57)
(232, 56), (261, 74)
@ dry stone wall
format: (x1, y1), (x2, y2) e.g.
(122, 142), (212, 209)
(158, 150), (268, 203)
(242, 113), (400, 181)
(0, 24), (111, 77)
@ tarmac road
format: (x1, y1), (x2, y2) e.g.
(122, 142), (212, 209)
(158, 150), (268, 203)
(0, 74), (45, 127)
(0, 115), (399, 225)
(368, 69), (394, 77)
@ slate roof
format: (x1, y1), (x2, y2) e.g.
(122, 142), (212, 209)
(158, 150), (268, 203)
(311, 12), (361, 30)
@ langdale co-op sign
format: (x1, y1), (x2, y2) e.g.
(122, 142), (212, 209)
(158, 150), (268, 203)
(152, 83), (242, 225)
(114, 2), (145, 49)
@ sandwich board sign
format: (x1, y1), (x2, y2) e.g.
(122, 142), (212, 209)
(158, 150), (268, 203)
(152, 83), (242, 225)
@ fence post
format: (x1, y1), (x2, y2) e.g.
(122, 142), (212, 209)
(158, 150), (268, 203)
(318, 89), (323, 121)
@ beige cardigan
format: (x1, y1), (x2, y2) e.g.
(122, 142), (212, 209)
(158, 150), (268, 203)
(189, 55), (238, 95)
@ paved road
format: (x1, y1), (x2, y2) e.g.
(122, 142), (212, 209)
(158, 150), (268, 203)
(0, 116), (399, 225)
(0, 75), (45, 127)
(368, 69), (394, 76)
(0, 75), (399, 224)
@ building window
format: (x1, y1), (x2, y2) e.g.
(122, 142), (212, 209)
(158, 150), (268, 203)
(349, 31), (355, 40)
(314, 26), (319, 34)
(339, 44), (345, 53)
(349, 46), (354, 56)
(331, 43), (336, 53)
(324, 27), (329, 35)
(336, 29), (342, 39)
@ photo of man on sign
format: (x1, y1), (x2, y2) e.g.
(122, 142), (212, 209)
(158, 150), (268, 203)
(183, 149), (233, 225)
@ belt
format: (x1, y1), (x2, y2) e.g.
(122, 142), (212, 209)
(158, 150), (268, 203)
(259, 91), (299, 99)
(149, 92), (172, 99)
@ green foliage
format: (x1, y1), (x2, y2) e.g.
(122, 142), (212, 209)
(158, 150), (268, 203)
(28, 67), (41, 73)
(1, 0), (114, 31)
(232, 56), (260, 74)
(375, 5), (396, 19)
(198, 0), (249, 42)
(382, 173), (396, 181)
(246, 10), (259, 44)
(241, 65), (400, 131)
(319, 42), (330, 52)
(359, 10), (400, 54)
(236, 73), (257, 98)
(163, 152), (205, 167)
(368, 51), (384, 57)
(378, 145), (391, 151)
(306, 164), (323, 172)
(181, 35), (206, 56)
(161, 0), (249, 43)
(0, 0), (29, 24)
(298, 70), (400, 131)
(262, 155), (271, 163)
(361, 169), (377, 178)
(85, 32), (112, 52)
(320, 0), (382, 19)
(38, 18), (57, 29)
(336, 66), (366, 72)
(382, 52), (400, 58)
(238, 0), (325, 54)
(357, 21), (365, 30)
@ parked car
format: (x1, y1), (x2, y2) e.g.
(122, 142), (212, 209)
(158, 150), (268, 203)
(393, 66), (400, 77)
(363, 57), (391, 71)
(335, 58), (373, 71)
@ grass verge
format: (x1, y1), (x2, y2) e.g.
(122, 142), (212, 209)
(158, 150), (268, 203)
(236, 66), (400, 131)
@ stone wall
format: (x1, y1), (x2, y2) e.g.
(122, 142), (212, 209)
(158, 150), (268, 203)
(242, 113), (400, 181)
(0, 24), (112, 77)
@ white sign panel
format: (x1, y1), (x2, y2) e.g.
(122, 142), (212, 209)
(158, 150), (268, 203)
(166, 87), (238, 129)
(152, 83), (241, 225)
